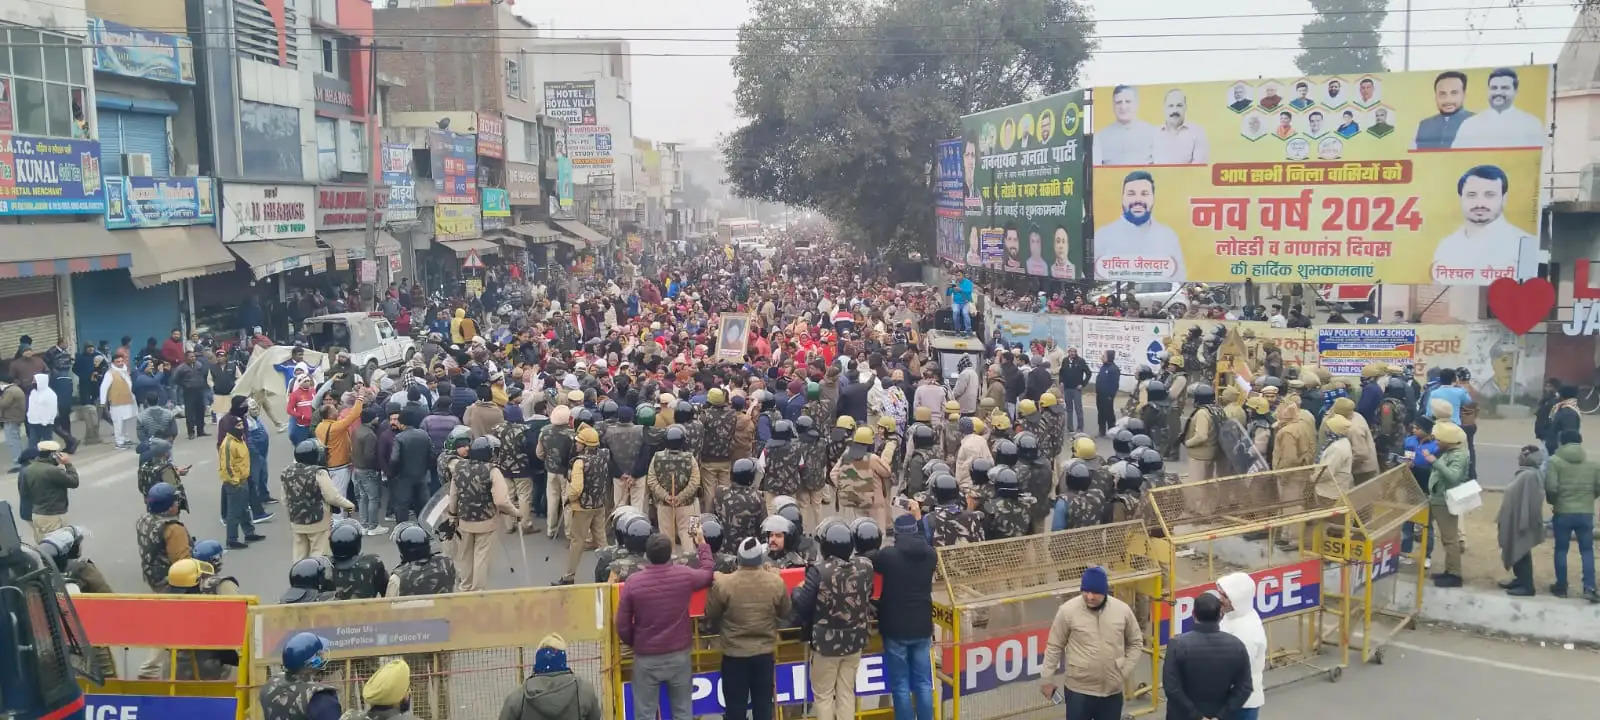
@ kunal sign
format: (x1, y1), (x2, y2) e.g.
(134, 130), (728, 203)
(434, 203), (481, 241)
(1091, 65), (1548, 285)
(960, 90), (1087, 279)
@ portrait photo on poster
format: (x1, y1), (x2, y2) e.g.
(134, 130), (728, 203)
(716, 314), (751, 361)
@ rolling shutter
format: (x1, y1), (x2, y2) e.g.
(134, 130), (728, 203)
(99, 110), (172, 177)
(0, 277), (61, 359)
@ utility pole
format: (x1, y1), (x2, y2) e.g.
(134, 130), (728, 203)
(362, 40), (386, 309)
(1403, 0), (1411, 71)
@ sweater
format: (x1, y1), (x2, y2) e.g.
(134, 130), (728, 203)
(615, 543), (715, 655)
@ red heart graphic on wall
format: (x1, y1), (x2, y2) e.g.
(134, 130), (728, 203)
(1487, 277), (1555, 336)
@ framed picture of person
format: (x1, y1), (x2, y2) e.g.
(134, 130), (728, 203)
(716, 313), (752, 362)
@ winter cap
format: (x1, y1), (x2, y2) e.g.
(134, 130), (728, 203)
(893, 514), (920, 536)
(1081, 566), (1110, 595)
(737, 536), (765, 566)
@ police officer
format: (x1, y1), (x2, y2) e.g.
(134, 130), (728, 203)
(259, 632), (342, 720)
(793, 415), (829, 529)
(1053, 461), (1107, 530)
(761, 419), (804, 510)
(1375, 377), (1413, 466)
(491, 413), (534, 535)
(558, 425), (614, 585)
(923, 472), (984, 547)
(773, 498), (817, 561)
(968, 457), (996, 504)
(647, 424), (701, 551)
(1139, 380), (1180, 461)
(136, 437), (187, 511)
(698, 388), (738, 507)
(901, 424), (940, 501)
(1109, 429), (1134, 465)
(1039, 392), (1067, 463)
(594, 506), (644, 583)
(388, 521), (458, 597)
(681, 513), (738, 572)
(1182, 383), (1223, 482)
(1135, 446), (1179, 490)
(828, 416), (856, 470)
(850, 517), (882, 558)
(192, 539), (241, 595)
(448, 436), (520, 591)
(802, 381), (831, 425)
(757, 391), (784, 450)
(714, 457), (766, 549)
(601, 399), (645, 514)
(329, 519), (389, 600)
(834, 425), (890, 529)
(136, 482), (191, 593)
(1109, 462), (1150, 524)
(607, 516), (655, 581)
(281, 556), (336, 604)
(535, 405), (576, 540)
(1017, 398), (1047, 455)
(760, 514), (807, 568)
(282, 439), (355, 562)
(1014, 432), (1053, 534)
(982, 467), (1033, 539)
(166, 558), (239, 680)
(676, 399), (706, 460)
(789, 518), (876, 720)
(38, 525), (115, 675)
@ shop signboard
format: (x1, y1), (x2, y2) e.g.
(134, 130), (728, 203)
(317, 185), (387, 231)
(476, 112), (504, 158)
(543, 80), (597, 126)
(220, 182), (314, 242)
(104, 175), (214, 229)
(0, 134), (105, 215)
(428, 129), (477, 204)
(434, 203), (480, 241)
(481, 187), (510, 217)
(89, 18), (195, 84)
(506, 162), (541, 203)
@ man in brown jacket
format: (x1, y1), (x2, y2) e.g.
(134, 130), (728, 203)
(1038, 566), (1142, 720)
(704, 537), (792, 720)
(1329, 397), (1380, 484)
(1272, 398), (1315, 471)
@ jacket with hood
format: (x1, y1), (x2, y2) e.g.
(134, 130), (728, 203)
(26, 374), (57, 425)
(0, 381), (25, 423)
(498, 670), (600, 720)
(1216, 572), (1266, 710)
(1546, 443), (1600, 515)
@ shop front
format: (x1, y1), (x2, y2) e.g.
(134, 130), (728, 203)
(204, 181), (326, 340)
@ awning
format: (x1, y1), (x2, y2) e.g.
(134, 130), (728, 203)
(507, 221), (563, 245)
(489, 232), (525, 248)
(553, 219), (610, 248)
(0, 221), (134, 279)
(125, 226), (235, 289)
(226, 237), (329, 280)
(435, 239), (499, 257)
(318, 230), (402, 259)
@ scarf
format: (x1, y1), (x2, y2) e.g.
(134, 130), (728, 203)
(1551, 398), (1578, 420)
(534, 646), (568, 674)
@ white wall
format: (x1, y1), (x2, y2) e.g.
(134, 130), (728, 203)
(0, 0), (87, 36)
(528, 39), (636, 191)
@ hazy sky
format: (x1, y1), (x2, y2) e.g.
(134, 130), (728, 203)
(517, 0), (1582, 147)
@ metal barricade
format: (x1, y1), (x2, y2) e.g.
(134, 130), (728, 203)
(931, 521), (1167, 719)
(75, 593), (257, 720)
(1314, 464), (1430, 664)
(1144, 464), (1353, 685)
(246, 585), (615, 720)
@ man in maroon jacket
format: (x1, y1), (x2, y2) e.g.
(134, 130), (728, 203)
(615, 530), (714, 720)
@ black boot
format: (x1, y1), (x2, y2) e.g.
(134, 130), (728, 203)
(1432, 573), (1463, 588)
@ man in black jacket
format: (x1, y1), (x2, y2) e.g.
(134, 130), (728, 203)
(1543, 384), (1582, 457)
(1094, 351), (1121, 437)
(170, 351), (210, 439)
(873, 513), (936, 720)
(1024, 356), (1052, 404)
(1003, 352), (1026, 417)
(388, 405), (434, 522)
(1162, 593), (1252, 720)
(1059, 348), (1091, 434)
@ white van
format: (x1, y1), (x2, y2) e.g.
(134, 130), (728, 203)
(301, 312), (418, 372)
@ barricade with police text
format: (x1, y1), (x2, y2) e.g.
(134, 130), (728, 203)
(930, 521), (1167, 719)
(246, 584), (614, 720)
(74, 593), (258, 720)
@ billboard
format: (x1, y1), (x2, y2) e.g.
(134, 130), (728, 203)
(567, 124), (613, 168)
(476, 112), (504, 159)
(543, 81), (598, 126)
(0, 134), (104, 215)
(935, 138), (965, 263)
(434, 203), (480, 241)
(382, 144), (417, 223)
(428, 129), (477, 204)
(960, 90), (1087, 279)
(89, 19), (195, 85)
(481, 187), (510, 217)
(1317, 326), (1416, 376)
(104, 176), (214, 229)
(1090, 66), (1549, 285)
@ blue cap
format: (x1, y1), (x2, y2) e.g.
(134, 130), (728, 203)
(893, 514), (920, 535)
(1081, 566), (1110, 595)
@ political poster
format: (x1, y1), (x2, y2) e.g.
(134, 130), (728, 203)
(1091, 66), (1549, 285)
(428, 129), (477, 204)
(1316, 327), (1416, 376)
(935, 138), (965, 263)
(0, 134), (105, 215)
(104, 176), (214, 229)
(960, 89), (1087, 279)
(382, 144), (417, 223)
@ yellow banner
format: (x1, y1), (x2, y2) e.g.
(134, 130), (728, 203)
(1091, 66), (1548, 285)
(434, 203), (480, 241)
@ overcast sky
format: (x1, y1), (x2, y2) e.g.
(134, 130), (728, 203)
(515, 0), (1583, 147)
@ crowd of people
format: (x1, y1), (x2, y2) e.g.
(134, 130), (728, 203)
(8, 221), (1598, 720)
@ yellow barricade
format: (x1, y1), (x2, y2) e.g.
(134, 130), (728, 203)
(931, 521), (1167, 718)
(246, 585), (614, 720)
(75, 593), (257, 720)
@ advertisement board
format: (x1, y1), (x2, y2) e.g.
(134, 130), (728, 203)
(104, 176), (214, 229)
(960, 90), (1087, 279)
(543, 80), (598, 126)
(1091, 66), (1549, 285)
(89, 19), (195, 84)
(382, 144), (417, 223)
(481, 187), (510, 217)
(0, 134), (105, 215)
(506, 162), (540, 203)
(476, 112), (504, 158)
(1082, 318), (1170, 392)
(567, 124), (613, 168)
(220, 182), (314, 242)
(428, 129), (477, 204)
(313, 74), (355, 116)
(936, 138), (965, 263)
(434, 203), (480, 241)
(317, 185), (387, 231)
(1159, 559), (1323, 641)
(1317, 326), (1416, 375)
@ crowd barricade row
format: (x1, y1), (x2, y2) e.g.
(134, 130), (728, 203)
(74, 593), (257, 720)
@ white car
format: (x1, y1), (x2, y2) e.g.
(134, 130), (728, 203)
(1091, 282), (1189, 311)
(301, 312), (418, 372)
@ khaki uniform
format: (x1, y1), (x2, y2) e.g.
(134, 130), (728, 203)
(447, 459), (518, 591)
(831, 451), (892, 529)
(646, 449), (701, 550)
(564, 448), (614, 579)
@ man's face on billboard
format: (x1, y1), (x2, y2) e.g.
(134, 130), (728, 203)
(1113, 89), (1137, 123)
(1459, 175), (1505, 227)
(1122, 179), (1154, 220)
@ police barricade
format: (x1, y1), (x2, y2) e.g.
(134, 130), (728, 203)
(74, 593), (257, 720)
(1143, 464), (1353, 685)
(246, 585), (613, 720)
(929, 521), (1166, 719)
(1312, 464), (1430, 664)
(611, 566), (889, 719)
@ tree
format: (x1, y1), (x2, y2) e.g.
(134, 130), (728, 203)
(1295, 0), (1388, 76)
(724, 0), (1095, 255)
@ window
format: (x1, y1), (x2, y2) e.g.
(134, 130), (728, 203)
(3, 25), (90, 138)
(316, 116), (339, 181)
(525, 120), (538, 164)
(504, 58), (521, 98)
(320, 37), (337, 76)
(235, 0), (299, 68)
